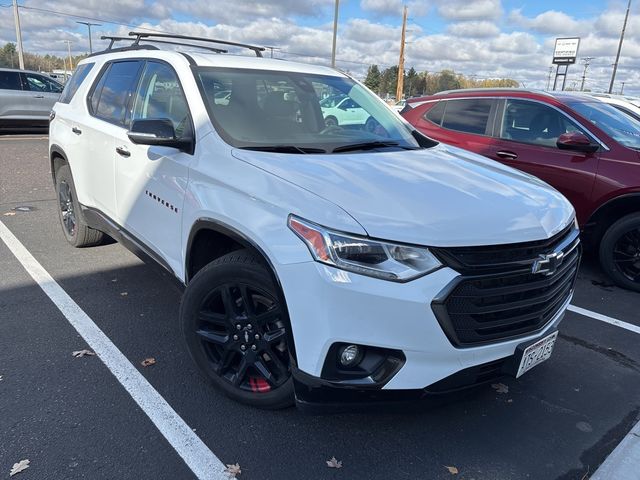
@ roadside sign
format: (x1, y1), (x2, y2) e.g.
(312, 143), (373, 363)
(553, 37), (580, 64)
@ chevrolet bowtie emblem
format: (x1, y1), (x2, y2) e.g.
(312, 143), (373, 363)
(532, 251), (565, 276)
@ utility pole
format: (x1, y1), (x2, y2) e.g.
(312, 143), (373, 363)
(580, 57), (595, 91)
(621, 82), (626, 94)
(265, 46), (280, 58)
(546, 66), (553, 90)
(12, 0), (25, 70)
(395, 5), (408, 102)
(64, 40), (73, 80)
(609, 0), (631, 93)
(330, 0), (340, 68)
(76, 21), (101, 54)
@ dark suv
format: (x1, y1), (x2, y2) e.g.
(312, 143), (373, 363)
(403, 89), (640, 292)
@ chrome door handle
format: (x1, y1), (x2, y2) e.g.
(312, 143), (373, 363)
(72, 127), (82, 135)
(116, 146), (131, 157)
(33, 95), (45, 99)
(496, 150), (518, 160)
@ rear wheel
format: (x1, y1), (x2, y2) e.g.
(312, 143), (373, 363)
(324, 116), (338, 127)
(181, 250), (294, 409)
(599, 212), (640, 292)
(55, 165), (104, 247)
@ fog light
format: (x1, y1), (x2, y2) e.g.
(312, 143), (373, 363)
(339, 345), (361, 367)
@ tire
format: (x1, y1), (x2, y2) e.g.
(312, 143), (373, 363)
(181, 250), (294, 409)
(599, 212), (640, 292)
(55, 165), (104, 247)
(324, 116), (338, 127)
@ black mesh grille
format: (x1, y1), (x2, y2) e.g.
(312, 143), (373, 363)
(432, 225), (581, 346)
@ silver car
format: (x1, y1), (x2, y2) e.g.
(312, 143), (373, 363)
(0, 68), (63, 131)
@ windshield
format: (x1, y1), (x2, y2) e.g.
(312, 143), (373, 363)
(571, 101), (640, 150)
(195, 67), (421, 153)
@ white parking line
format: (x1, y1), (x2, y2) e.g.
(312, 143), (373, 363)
(568, 304), (640, 335)
(0, 221), (227, 480)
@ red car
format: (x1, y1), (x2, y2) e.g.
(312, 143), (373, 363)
(403, 89), (640, 292)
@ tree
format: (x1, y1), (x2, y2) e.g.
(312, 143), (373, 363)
(405, 67), (418, 97)
(364, 64), (381, 94)
(0, 43), (17, 68)
(436, 69), (461, 92)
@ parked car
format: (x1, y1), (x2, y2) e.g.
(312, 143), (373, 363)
(49, 41), (578, 409)
(0, 68), (63, 131)
(393, 99), (406, 112)
(320, 95), (377, 130)
(403, 89), (640, 292)
(583, 93), (640, 122)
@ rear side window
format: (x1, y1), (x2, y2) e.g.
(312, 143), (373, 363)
(0, 71), (22, 90)
(441, 98), (494, 135)
(89, 61), (143, 126)
(23, 73), (63, 93)
(424, 101), (445, 125)
(59, 63), (94, 104)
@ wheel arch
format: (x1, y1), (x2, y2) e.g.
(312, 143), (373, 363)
(585, 193), (640, 246)
(185, 218), (298, 364)
(49, 144), (69, 184)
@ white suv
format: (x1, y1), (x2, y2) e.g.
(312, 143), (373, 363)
(49, 33), (579, 410)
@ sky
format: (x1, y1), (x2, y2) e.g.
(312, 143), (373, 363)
(0, 0), (638, 94)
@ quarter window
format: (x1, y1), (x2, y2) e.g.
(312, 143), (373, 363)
(0, 71), (22, 90)
(90, 61), (143, 126)
(441, 98), (494, 135)
(59, 63), (94, 104)
(500, 99), (585, 148)
(424, 101), (445, 126)
(131, 62), (190, 135)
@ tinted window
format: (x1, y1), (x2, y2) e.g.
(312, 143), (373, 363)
(132, 62), (190, 135)
(0, 71), (22, 90)
(92, 61), (143, 126)
(441, 98), (493, 135)
(571, 101), (640, 150)
(501, 99), (585, 148)
(424, 101), (445, 125)
(24, 73), (63, 93)
(59, 63), (94, 104)
(611, 104), (640, 123)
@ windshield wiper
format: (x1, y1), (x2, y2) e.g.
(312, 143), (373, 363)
(239, 145), (326, 154)
(332, 141), (404, 153)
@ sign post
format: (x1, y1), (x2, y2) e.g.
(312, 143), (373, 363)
(552, 37), (580, 91)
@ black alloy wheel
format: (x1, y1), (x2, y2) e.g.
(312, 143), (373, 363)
(600, 212), (640, 292)
(58, 180), (77, 237)
(181, 250), (294, 408)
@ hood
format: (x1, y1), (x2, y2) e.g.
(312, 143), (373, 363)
(231, 144), (575, 247)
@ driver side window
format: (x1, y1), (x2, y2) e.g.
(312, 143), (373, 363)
(131, 61), (190, 136)
(500, 99), (585, 148)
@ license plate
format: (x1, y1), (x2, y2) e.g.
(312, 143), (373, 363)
(516, 331), (558, 378)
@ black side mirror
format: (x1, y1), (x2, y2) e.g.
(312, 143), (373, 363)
(127, 118), (193, 153)
(556, 132), (599, 153)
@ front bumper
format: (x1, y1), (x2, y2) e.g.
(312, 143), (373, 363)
(277, 260), (570, 406)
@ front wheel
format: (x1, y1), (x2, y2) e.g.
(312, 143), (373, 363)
(599, 212), (640, 292)
(181, 250), (294, 409)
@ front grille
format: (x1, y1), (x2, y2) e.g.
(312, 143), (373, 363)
(431, 225), (581, 347)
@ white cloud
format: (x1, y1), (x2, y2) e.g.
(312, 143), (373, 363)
(437, 0), (503, 21)
(447, 21), (500, 38)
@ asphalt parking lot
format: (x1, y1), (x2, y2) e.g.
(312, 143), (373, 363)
(1, 134), (639, 480)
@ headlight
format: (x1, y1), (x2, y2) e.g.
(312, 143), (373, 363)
(288, 215), (442, 282)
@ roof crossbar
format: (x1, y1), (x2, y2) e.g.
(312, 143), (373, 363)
(101, 35), (227, 54)
(129, 31), (265, 57)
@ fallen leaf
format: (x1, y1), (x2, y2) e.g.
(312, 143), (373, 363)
(141, 357), (156, 367)
(224, 463), (241, 477)
(120, 292), (128, 296)
(445, 465), (459, 475)
(491, 383), (509, 394)
(72, 350), (96, 358)
(326, 457), (343, 469)
(3, 212), (16, 216)
(10, 459), (30, 476)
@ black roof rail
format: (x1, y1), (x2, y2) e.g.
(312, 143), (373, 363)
(101, 35), (227, 54)
(129, 31), (265, 57)
(89, 42), (158, 58)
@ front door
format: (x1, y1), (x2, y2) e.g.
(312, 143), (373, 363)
(114, 60), (193, 276)
(487, 98), (599, 223)
(21, 72), (63, 118)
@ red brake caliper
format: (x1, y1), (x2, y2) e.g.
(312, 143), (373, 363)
(249, 377), (271, 392)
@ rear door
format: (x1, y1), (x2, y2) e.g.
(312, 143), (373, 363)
(412, 98), (500, 156)
(113, 60), (193, 274)
(487, 98), (599, 222)
(21, 72), (63, 118)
